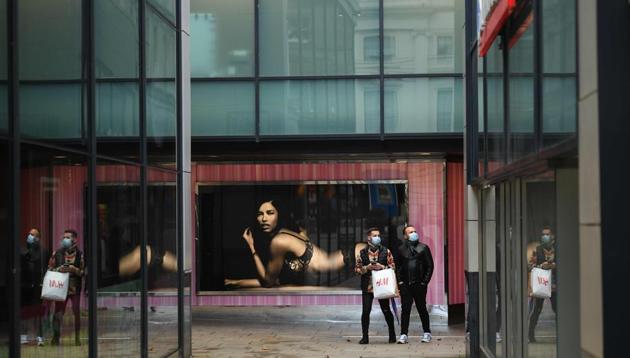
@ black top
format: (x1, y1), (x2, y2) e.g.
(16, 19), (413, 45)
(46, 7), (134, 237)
(396, 241), (433, 286)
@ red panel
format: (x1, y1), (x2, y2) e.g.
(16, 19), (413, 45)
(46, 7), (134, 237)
(479, 0), (516, 56)
(447, 162), (465, 304)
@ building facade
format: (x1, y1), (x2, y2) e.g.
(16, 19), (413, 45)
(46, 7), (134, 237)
(465, 0), (629, 357)
(1, 0), (192, 356)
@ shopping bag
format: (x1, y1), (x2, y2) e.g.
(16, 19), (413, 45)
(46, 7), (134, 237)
(41, 270), (70, 301)
(530, 267), (552, 299)
(372, 268), (398, 300)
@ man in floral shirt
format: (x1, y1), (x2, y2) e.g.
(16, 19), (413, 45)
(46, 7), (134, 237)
(355, 227), (396, 344)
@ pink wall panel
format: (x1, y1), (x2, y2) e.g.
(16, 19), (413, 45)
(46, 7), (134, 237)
(52, 166), (87, 250)
(447, 162), (465, 305)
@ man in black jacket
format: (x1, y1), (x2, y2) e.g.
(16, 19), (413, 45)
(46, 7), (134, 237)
(396, 225), (434, 344)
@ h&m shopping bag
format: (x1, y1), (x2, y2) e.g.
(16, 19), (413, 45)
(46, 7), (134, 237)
(371, 268), (398, 300)
(41, 270), (70, 301)
(530, 267), (552, 299)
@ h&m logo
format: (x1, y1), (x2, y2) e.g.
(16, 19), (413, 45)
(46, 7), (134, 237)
(376, 277), (389, 287)
(49, 280), (65, 289)
(537, 276), (549, 286)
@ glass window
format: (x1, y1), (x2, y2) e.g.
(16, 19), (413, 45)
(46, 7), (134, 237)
(478, 74), (485, 177)
(0, 85), (7, 134)
(542, 0), (576, 146)
(146, 8), (176, 79)
(20, 84), (83, 140)
(384, 78), (463, 133)
(509, 21), (535, 162)
(191, 0), (254, 77)
(486, 42), (504, 173)
(384, 0), (464, 74)
(20, 145), (88, 354)
(148, 0), (175, 23)
(147, 169), (178, 357)
(191, 82), (255, 136)
(0, 0), (6, 81)
(19, 0), (82, 80)
(0, 140), (8, 356)
(523, 173), (558, 357)
(96, 82), (141, 161)
(259, 0), (380, 76)
(95, 0), (139, 79)
(96, 161), (141, 356)
(146, 6), (176, 168)
(260, 79), (380, 135)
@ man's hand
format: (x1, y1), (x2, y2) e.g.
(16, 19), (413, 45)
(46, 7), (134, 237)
(369, 263), (385, 271)
(541, 261), (554, 270)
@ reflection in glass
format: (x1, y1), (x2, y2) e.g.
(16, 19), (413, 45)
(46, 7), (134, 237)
(96, 162), (141, 356)
(0, 0), (6, 81)
(486, 40), (504, 173)
(542, 78), (576, 144)
(146, 8), (176, 79)
(384, 78), (463, 133)
(20, 145), (88, 355)
(18, 0), (82, 80)
(542, 0), (576, 146)
(146, 81), (176, 138)
(0, 140), (8, 355)
(96, 83), (140, 137)
(384, 0), (464, 74)
(148, 0), (175, 23)
(191, 82), (255, 136)
(20, 84), (82, 140)
(260, 79), (380, 135)
(259, 0), (379, 76)
(191, 0), (254, 77)
(147, 170), (178, 357)
(478, 76), (485, 177)
(524, 175), (558, 356)
(509, 23), (535, 162)
(95, 0), (139, 79)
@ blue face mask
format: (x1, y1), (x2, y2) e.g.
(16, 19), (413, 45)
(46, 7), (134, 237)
(541, 234), (551, 245)
(370, 236), (382, 246)
(408, 232), (419, 242)
(62, 238), (73, 249)
(27, 234), (37, 245)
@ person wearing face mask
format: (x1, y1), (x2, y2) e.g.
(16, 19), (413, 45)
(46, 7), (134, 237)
(47, 229), (85, 346)
(355, 227), (396, 344)
(527, 226), (557, 343)
(395, 225), (434, 344)
(20, 228), (47, 346)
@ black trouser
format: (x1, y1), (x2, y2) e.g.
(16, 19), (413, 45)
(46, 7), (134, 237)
(53, 293), (81, 343)
(400, 282), (431, 334)
(528, 293), (557, 337)
(361, 292), (395, 338)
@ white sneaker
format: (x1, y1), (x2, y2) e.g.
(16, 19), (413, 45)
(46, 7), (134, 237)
(20, 334), (28, 344)
(397, 334), (408, 344)
(37, 336), (44, 346)
(421, 333), (432, 343)
(496, 332), (503, 342)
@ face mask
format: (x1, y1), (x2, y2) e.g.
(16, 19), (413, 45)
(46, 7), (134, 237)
(370, 236), (382, 246)
(541, 234), (551, 245)
(408, 232), (419, 242)
(27, 234), (37, 245)
(62, 238), (73, 249)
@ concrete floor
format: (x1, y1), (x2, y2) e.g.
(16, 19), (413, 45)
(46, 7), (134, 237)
(192, 305), (466, 357)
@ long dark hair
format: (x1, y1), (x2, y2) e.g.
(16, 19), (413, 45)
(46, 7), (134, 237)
(254, 197), (300, 238)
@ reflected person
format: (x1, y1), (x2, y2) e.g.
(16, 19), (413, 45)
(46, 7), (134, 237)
(21, 228), (47, 346)
(527, 226), (557, 343)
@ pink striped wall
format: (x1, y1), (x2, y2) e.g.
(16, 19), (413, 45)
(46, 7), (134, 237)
(447, 162), (466, 304)
(191, 161), (448, 306)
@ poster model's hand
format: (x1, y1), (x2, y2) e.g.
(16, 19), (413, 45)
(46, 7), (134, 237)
(242, 227), (255, 251)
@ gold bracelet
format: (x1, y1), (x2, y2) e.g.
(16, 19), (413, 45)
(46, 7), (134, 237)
(252, 251), (257, 256)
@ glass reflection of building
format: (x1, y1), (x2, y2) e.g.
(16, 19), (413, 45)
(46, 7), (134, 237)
(2, 0), (191, 356)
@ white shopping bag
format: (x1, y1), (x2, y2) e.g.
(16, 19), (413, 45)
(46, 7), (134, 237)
(530, 268), (552, 299)
(41, 270), (70, 301)
(371, 268), (398, 300)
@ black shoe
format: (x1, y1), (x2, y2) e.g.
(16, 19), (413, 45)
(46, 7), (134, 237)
(389, 335), (396, 343)
(528, 334), (536, 343)
(51, 337), (59, 346)
(359, 337), (369, 344)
